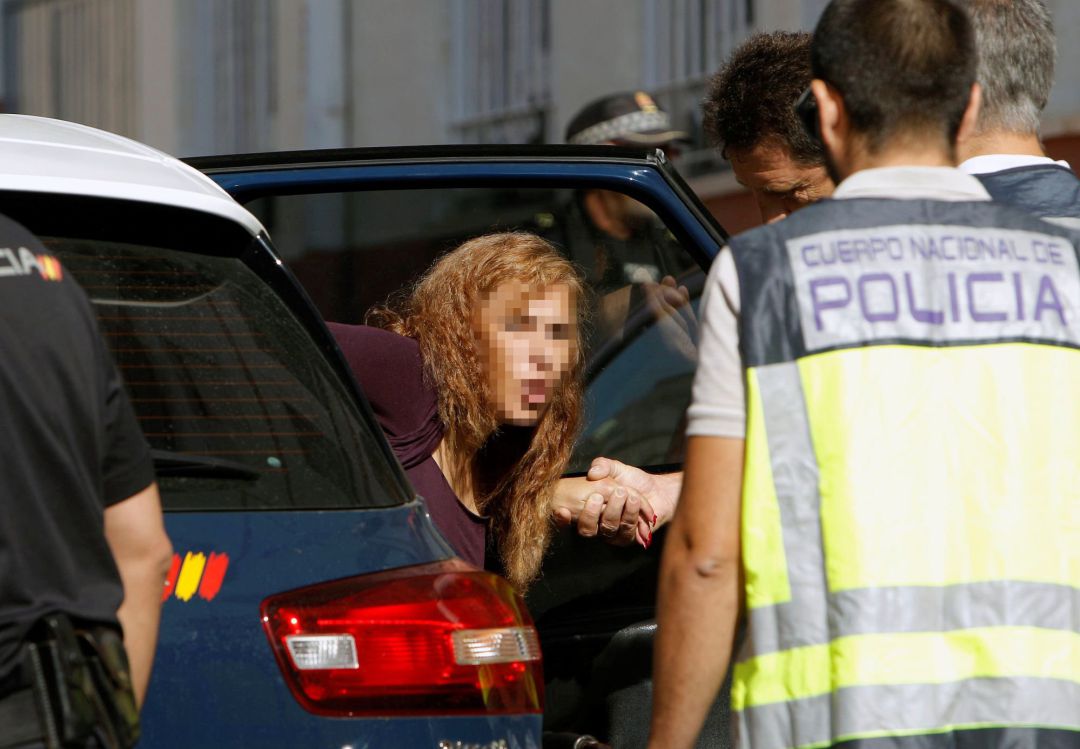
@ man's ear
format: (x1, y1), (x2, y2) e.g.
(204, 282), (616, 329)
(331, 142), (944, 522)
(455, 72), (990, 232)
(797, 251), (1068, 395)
(812, 79), (845, 159)
(956, 82), (982, 146)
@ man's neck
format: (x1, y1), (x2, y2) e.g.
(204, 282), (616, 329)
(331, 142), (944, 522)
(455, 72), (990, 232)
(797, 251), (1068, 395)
(958, 130), (1045, 162)
(838, 141), (954, 181)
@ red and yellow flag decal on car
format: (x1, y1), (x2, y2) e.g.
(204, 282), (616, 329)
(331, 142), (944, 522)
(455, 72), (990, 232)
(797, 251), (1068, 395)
(38, 255), (63, 281)
(162, 552), (229, 602)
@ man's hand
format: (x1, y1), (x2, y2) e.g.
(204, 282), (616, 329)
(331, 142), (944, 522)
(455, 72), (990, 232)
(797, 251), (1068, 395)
(553, 476), (654, 547)
(586, 457), (682, 530)
(552, 458), (683, 548)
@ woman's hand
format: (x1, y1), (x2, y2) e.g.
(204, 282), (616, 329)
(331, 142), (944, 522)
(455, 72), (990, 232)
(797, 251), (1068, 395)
(586, 457), (683, 532)
(553, 476), (654, 548)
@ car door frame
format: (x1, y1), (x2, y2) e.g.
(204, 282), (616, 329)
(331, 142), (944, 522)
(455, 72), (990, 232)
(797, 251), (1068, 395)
(187, 144), (727, 268)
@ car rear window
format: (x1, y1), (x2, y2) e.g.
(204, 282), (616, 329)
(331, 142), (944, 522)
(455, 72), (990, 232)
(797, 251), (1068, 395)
(1, 193), (410, 512)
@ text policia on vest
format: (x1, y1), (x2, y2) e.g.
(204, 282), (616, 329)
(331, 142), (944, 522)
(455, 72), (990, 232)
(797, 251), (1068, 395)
(790, 225), (1078, 343)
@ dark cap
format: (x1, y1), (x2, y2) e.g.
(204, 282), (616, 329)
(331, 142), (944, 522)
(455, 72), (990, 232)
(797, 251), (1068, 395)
(565, 91), (688, 146)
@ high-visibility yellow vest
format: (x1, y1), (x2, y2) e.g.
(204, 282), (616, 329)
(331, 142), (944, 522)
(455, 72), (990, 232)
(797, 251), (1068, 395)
(729, 197), (1080, 749)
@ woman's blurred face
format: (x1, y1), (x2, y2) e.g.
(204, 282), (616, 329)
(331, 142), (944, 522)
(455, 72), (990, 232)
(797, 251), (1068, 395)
(474, 281), (576, 426)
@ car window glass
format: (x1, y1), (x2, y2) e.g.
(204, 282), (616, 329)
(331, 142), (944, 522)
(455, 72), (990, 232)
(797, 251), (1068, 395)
(19, 200), (408, 512)
(246, 187), (704, 470)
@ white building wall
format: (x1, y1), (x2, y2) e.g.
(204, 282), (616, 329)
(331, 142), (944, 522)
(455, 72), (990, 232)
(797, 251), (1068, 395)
(272, 0), (307, 152)
(550, 0), (643, 144)
(306, 0), (347, 150)
(6, 0), (138, 136)
(1044, 0), (1080, 135)
(348, 0), (445, 147)
(133, 0), (177, 151)
(2, 0), (1079, 158)
(752, 0), (802, 35)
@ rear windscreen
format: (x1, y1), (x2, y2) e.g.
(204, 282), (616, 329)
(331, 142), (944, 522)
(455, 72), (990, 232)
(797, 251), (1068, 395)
(2, 193), (410, 511)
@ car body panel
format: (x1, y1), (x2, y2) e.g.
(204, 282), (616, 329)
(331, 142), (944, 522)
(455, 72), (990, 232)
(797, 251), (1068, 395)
(142, 503), (545, 748)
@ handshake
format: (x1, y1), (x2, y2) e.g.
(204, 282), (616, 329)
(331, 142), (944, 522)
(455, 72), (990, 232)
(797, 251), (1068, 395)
(552, 457), (683, 549)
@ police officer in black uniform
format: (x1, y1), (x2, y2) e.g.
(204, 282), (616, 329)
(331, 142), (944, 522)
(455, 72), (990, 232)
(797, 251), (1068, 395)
(0, 214), (172, 747)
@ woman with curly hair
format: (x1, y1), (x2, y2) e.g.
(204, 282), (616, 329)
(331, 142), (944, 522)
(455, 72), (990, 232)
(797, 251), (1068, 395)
(329, 231), (669, 589)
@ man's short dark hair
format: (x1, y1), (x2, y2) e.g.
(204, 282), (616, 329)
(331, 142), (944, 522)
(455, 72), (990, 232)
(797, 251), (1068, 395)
(812, 0), (976, 153)
(958, 0), (1056, 135)
(703, 31), (823, 164)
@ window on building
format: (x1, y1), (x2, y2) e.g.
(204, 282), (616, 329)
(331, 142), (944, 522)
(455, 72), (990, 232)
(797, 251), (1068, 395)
(179, 0), (276, 156)
(2, 0), (137, 135)
(641, 0), (754, 177)
(448, 0), (551, 144)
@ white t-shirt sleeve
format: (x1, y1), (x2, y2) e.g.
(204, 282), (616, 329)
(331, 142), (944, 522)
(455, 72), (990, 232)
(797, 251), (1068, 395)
(686, 247), (745, 438)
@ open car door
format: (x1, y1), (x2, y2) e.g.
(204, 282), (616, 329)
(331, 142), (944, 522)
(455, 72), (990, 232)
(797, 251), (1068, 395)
(189, 144), (732, 748)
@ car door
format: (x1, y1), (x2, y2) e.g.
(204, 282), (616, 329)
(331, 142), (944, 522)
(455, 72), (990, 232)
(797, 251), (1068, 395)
(190, 145), (733, 749)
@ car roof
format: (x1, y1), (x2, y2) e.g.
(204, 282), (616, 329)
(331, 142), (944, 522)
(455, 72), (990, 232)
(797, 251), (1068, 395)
(0, 114), (263, 236)
(186, 143), (663, 172)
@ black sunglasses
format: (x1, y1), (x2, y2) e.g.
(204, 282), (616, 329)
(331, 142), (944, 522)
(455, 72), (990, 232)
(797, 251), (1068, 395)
(794, 86), (821, 144)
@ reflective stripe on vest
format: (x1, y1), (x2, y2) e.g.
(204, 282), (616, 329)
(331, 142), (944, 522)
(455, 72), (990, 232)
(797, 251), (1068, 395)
(730, 197), (1080, 749)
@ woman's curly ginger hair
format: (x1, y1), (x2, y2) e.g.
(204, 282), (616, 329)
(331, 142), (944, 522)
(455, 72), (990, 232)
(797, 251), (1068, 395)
(367, 232), (587, 589)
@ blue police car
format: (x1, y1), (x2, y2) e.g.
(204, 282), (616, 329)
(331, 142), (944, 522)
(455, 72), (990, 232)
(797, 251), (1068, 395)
(0, 115), (729, 748)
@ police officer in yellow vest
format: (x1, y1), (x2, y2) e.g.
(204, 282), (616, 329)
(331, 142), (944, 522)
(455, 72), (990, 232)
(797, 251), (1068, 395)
(647, 0), (1080, 747)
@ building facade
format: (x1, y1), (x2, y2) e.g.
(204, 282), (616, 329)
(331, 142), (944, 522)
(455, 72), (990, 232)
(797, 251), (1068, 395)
(2, 0), (1079, 232)
(0, 1), (790, 154)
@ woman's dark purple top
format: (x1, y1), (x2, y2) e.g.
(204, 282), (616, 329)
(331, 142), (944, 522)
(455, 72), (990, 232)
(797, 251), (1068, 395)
(327, 323), (488, 567)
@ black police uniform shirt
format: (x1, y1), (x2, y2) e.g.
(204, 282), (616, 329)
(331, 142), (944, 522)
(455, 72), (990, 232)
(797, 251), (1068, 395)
(0, 214), (154, 681)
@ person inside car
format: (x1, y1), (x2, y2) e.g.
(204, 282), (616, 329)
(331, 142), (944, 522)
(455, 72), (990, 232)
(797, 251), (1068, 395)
(563, 91), (699, 350)
(329, 232), (676, 589)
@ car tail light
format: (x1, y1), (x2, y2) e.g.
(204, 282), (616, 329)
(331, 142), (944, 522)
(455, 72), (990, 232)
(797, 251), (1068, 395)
(260, 559), (543, 716)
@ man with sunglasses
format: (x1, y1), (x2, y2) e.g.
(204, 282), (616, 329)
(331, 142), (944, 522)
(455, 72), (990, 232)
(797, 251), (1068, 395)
(648, 0), (1080, 747)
